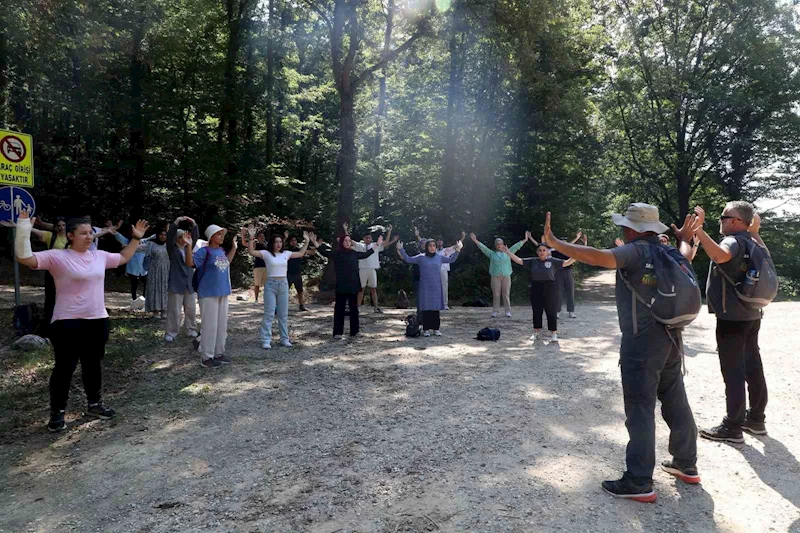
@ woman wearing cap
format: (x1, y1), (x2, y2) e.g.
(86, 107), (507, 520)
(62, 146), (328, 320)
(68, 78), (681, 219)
(396, 238), (463, 336)
(502, 240), (574, 342)
(469, 232), (529, 318)
(193, 224), (238, 368)
(12, 210), (149, 432)
(243, 225), (313, 350)
(310, 233), (376, 339)
(164, 216), (200, 342)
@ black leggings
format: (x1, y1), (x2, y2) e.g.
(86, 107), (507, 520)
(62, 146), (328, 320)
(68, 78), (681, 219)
(421, 310), (440, 331)
(530, 281), (558, 331)
(48, 319), (110, 412)
(44, 272), (56, 331)
(129, 274), (147, 300)
(334, 293), (359, 336)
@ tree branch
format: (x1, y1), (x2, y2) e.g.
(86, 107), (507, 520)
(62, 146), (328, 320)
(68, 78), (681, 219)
(353, 26), (427, 89)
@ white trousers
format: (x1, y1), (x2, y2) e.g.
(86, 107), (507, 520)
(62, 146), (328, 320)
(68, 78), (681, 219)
(441, 270), (449, 306)
(198, 296), (229, 360)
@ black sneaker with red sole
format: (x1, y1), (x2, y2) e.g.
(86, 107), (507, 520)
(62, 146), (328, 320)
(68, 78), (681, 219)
(661, 460), (701, 484)
(601, 474), (657, 503)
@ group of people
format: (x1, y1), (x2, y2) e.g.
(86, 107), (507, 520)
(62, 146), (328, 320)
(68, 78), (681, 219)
(11, 200), (773, 508)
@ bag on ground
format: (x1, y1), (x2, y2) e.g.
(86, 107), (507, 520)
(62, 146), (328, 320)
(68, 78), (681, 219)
(620, 242), (702, 331)
(476, 327), (501, 341)
(13, 303), (41, 336)
(715, 237), (778, 309)
(405, 314), (421, 337)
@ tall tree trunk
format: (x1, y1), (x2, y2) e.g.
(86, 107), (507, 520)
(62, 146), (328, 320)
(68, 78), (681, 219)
(336, 88), (357, 230)
(369, 0), (394, 217)
(440, 1), (465, 234)
(265, 0), (276, 168)
(129, 21), (146, 220)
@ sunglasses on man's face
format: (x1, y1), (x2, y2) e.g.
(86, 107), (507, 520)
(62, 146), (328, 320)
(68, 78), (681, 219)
(718, 215), (740, 221)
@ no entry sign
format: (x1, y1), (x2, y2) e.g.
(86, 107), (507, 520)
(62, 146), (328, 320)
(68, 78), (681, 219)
(0, 129), (34, 187)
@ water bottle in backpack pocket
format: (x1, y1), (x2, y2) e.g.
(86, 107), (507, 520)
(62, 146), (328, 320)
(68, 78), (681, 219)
(715, 237), (778, 309)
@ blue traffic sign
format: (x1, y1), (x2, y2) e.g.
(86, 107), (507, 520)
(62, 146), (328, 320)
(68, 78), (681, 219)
(0, 186), (36, 223)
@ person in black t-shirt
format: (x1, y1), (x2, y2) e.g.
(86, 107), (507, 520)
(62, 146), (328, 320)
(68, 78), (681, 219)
(552, 231), (587, 319)
(285, 233), (316, 311)
(242, 230), (268, 303)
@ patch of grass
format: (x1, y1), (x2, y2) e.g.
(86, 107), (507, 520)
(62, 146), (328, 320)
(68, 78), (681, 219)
(0, 310), (164, 437)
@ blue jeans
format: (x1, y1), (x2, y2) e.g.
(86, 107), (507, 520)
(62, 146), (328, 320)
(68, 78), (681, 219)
(261, 278), (289, 344)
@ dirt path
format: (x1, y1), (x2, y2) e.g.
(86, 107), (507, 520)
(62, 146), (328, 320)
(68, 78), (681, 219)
(1, 272), (799, 532)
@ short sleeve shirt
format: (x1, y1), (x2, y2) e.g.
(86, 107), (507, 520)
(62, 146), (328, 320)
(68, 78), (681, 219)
(287, 247), (304, 276)
(34, 249), (121, 322)
(524, 257), (565, 282)
(40, 231), (68, 250)
(611, 239), (660, 336)
(192, 247), (232, 298)
(355, 242), (384, 269)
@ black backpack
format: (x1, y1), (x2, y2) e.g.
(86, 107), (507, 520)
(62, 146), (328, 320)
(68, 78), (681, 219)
(476, 327), (501, 341)
(405, 314), (421, 337)
(396, 289), (410, 309)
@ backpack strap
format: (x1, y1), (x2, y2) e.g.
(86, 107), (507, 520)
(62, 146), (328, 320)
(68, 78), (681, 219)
(195, 247), (212, 289)
(617, 241), (655, 335)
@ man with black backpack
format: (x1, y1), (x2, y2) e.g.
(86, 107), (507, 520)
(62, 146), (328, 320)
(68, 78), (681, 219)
(543, 204), (701, 503)
(692, 202), (772, 443)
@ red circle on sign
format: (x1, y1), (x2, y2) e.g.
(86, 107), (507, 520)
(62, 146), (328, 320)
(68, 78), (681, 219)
(1, 136), (26, 163)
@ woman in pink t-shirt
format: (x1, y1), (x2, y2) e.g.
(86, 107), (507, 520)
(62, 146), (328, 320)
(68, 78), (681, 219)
(14, 211), (149, 432)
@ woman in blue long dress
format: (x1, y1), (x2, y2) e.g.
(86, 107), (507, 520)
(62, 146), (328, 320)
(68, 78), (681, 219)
(397, 238), (462, 336)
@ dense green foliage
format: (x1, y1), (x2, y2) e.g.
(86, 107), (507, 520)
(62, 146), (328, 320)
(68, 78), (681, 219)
(2, 0), (800, 293)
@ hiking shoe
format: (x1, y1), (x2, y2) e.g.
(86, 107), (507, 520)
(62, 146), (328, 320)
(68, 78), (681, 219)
(434, 330), (442, 336)
(164, 334), (175, 343)
(201, 358), (223, 369)
(601, 474), (656, 503)
(87, 403), (116, 420)
(214, 355), (233, 365)
(299, 305), (308, 312)
(569, 312), (577, 319)
(262, 342), (272, 350)
(280, 339), (293, 348)
(374, 307), (384, 314)
(742, 416), (767, 436)
(661, 460), (701, 484)
(699, 424), (744, 444)
(48, 410), (66, 433)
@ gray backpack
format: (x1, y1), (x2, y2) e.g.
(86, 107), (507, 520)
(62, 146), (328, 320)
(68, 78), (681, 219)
(619, 242), (702, 333)
(715, 236), (777, 309)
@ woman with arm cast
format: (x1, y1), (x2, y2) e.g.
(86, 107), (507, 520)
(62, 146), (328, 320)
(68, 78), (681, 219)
(13, 210), (149, 432)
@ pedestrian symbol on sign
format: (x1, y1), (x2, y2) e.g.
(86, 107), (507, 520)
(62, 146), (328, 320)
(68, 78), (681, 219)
(1, 136), (26, 163)
(0, 187), (35, 224)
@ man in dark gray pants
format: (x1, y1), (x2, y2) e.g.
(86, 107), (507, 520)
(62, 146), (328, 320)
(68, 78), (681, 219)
(553, 232), (585, 318)
(692, 201), (769, 442)
(544, 204), (700, 503)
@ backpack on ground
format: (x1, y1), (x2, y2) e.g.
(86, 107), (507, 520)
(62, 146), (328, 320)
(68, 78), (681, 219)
(13, 303), (41, 336)
(405, 314), (421, 337)
(476, 327), (501, 341)
(619, 242), (702, 333)
(715, 236), (778, 309)
(396, 289), (410, 309)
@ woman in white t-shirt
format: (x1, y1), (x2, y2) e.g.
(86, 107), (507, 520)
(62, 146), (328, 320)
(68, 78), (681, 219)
(244, 226), (312, 349)
(13, 211), (149, 432)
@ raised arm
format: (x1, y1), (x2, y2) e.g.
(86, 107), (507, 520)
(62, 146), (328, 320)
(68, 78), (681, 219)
(243, 226), (261, 258)
(471, 233), (491, 258)
(13, 212), (39, 268)
(226, 234), (238, 263)
(570, 231), (583, 244)
(184, 233), (195, 267)
(289, 232), (313, 259)
(690, 206), (734, 264)
(509, 238), (527, 254)
(119, 220), (151, 265)
(355, 247), (375, 260)
(543, 212), (617, 269)
(500, 244), (525, 266)
(563, 258), (577, 267)
(396, 242), (422, 264)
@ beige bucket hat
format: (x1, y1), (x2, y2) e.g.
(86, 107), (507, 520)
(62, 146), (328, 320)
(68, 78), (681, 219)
(611, 203), (669, 234)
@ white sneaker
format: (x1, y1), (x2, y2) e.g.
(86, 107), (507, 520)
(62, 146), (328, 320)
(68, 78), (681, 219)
(187, 330), (199, 338)
(506, 312), (512, 318)
(333, 335), (343, 341)
(550, 333), (559, 342)
(444, 306), (450, 310)
(280, 339), (293, 348)
(529, 333), (539, 341)
(262, 342), (272, 350)
(423, 331), (431, 337)
(491, 312), (498, 318)
(164, 334), (175, 343)
(569, 312), (577, 319)
(434, 330), (442, 336)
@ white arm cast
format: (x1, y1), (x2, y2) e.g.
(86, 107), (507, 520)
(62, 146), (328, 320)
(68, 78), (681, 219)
(15, 218), (34, 259)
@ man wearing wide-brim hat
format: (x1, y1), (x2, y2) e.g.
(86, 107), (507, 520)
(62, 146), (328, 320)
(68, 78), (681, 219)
(541, 203), (701, 503)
